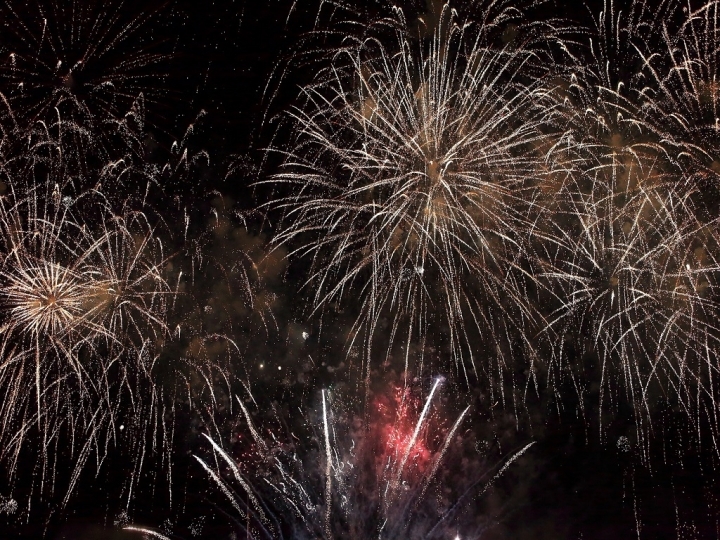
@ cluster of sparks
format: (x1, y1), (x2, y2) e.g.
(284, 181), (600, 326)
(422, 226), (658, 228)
(0, 0), (173, 168)
(148, 378), (533, 540)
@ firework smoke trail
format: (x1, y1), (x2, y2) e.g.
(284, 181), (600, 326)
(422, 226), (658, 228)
(264, 2), (556, 384)
(179, 377), (534, 539)
(537, 0), (720, 457)
(0, 180), (176, 502)
(322, 389), (333, 538)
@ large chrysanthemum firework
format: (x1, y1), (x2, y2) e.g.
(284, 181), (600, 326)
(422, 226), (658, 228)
(266, 4), (551, 382)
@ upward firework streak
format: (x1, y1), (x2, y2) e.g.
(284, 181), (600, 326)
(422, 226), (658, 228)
(167, 377), (535, 540)
(266, 3), (551, 383)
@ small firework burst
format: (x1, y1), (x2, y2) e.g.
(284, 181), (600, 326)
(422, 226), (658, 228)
(0, 180), (174, 500)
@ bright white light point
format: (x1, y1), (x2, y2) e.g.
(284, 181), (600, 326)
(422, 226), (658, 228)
(259, 364), (264, 369)
(278, 366), (282, 371)
(119, 425), (124, 431)
(302, 331), (309, 340)
(686, 263), (691, 271)
(416, 266), (424, 275)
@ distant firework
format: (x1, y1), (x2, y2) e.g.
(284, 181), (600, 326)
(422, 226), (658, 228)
(0, 0), (175, 168)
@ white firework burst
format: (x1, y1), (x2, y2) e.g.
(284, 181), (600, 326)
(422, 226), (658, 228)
(265, 3), (554, 384)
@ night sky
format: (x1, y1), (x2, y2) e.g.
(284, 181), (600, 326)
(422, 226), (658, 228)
(0, 0), (718, 538)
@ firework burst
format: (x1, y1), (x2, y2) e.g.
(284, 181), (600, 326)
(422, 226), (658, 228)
(537, 0), (720, 456)
(0, 180), (174, 501)
(0, 0), (176, 170)
(539, 172), (720, 456)
(638, 0), (720, 214)
(265, 3), (554, 383)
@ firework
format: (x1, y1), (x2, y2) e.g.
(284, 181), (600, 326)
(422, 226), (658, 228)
(0, 0), (175, 170)
(264, 3), (554, 383)
(538, 173), (720, 456)
(537, 0), (720, 457)
(0, 179), (174, 502)
(125, 377), (534, 539)
(0, 111), (273, 524)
